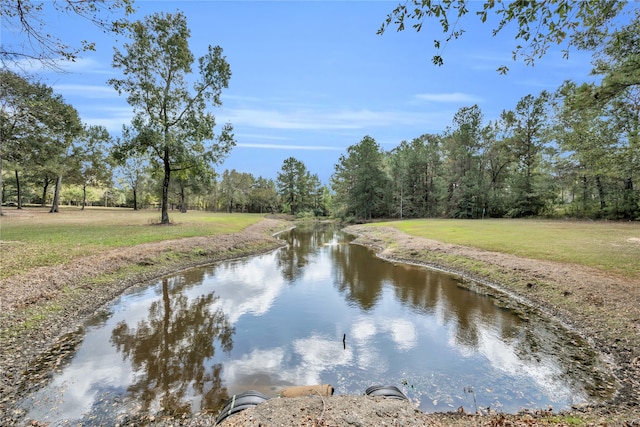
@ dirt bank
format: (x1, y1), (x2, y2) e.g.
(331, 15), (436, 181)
(1, 219), (639, 426)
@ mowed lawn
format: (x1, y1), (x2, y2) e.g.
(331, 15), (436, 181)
(0, 207), (265, 279)
(373, 218), (640, 279)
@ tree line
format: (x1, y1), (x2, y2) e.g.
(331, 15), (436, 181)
(1, 6), (638, 221)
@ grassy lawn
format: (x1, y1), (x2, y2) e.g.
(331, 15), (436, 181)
(0, 207), (265, 279)
(373, 218), (640, 279)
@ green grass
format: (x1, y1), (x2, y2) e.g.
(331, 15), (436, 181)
(372, 218), (640, 279)
(0, 207), (265, 278)
(542, 415), (585, 425)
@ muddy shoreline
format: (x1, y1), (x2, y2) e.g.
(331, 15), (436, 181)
(1, 219), (639, 426)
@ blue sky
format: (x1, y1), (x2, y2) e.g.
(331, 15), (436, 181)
(5, 1), (621, 184)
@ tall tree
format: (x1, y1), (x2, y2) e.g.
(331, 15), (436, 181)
(553, 82), (617, 216)
(171, 163), (216, 213)
(250, 177), (279, 214)
(443, 105), (485, 218)
(589, 11), (640, 218)
(378, 0), (627, 73)
(0, 70), (43, 212)
(1, 0), (134, 70)
(110, 11), (234, 224)
(116, 153), (150, 210)
(387, 135), (444, 219)
(331, 136), (388, 221)
(386, 142), (411, 219)
(0, 70), (81, 214)
(219, 169), (253, 213)
(276, 157), (312, 215)
(409, 134), (443, 217)
(608, 89), (640, 219)
(481, 121), (513, 217)
(502, 93), (551, 217)
(45, 103), (83, 213)
(67, 125), (114, 210)
(589, 9), (640, 101)
(306, 173), (323, 216)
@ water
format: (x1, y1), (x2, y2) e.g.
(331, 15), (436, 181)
(20, 225), (615, 425)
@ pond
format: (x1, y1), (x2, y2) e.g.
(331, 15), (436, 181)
(19, 225), (615, 425)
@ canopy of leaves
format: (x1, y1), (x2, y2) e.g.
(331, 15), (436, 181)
(109, 11), (234, 223)
(378, 0), (626, 73)
(1, 69), (82, 173)
(1, 0), (134, 69)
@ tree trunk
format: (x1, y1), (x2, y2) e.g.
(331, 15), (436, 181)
(81, 183), (87, 210)
(180, 183), (187, 213)
(161, 149), (170, 224)
(15, 169), (22, 209)
(49, 175), (62, 213)
(622, 177), (636, 219)
(41, 178), (50, 207)
(595, 175), (606, 210)
(133, 187), (138, 210)
(582, 175), (588, 214)
(0, 150), (3, 216)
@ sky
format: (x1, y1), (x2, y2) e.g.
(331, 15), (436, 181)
(4, 1), (633, 184)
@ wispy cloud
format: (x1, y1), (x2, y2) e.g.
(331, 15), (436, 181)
(465, 48), (592, 74)
(53, 57), (113, 75)
(223, 107), (434, 130)
(236, 143), (343, 151)
(52, 84), (119, 98)
(235, 133), (290, 141)
(83, 118), (127, 133)
(414, 92), (481, 103)
(80, 106), (133, 133)
(8, 56), (113, 75)
(463, 51), (513, 70)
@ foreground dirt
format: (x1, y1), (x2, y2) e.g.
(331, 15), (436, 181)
(1, 218), (639, 426)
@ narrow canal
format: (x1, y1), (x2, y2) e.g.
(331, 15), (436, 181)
(20, 225), (614, 425)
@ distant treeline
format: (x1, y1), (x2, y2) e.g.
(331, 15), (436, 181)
(2, 88), (639, 221)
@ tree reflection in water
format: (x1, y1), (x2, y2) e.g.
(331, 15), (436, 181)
(110, 276), (234, 415)
(276, 222), (324, 282)
(327, 229), (613, 400)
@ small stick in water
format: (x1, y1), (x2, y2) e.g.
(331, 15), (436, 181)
(343, 333), (346, 350)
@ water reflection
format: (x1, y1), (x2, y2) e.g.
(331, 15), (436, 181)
(276, 222), (334, 282)
(207, 253), (287, 323)
(20, 225), (615, 424)
(222, 336), (354, 392)
(110, 276), (234, 415)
